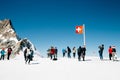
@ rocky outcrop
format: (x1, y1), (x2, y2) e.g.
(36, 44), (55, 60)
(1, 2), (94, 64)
(0, 19), (38, 58)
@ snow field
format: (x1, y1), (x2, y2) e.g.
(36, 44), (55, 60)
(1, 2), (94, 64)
(0, 56), (120, 80)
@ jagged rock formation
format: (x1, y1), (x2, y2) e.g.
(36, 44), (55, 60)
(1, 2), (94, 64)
(0, 19), (38, 58)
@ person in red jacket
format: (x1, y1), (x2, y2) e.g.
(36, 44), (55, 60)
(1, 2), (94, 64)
(50, 46), (55, 60)
(7, 47), (12, 60)
(108, 46), (112, 60)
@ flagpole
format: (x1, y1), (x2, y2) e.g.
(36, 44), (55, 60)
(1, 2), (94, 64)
(83, 24), (86, 46)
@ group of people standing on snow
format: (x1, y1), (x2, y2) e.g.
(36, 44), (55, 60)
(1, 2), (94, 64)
(108, 46), (117, 61)
(0, 44), (118, 63)
(47, 44), (118, 61)
(98, 44), (117, 61)
(47, 46), (86, 61)
(47, 46), (58, 60)
(0, 47), (12, 60)
(62, 46), (86, 61)
(0, 47), (34, 64)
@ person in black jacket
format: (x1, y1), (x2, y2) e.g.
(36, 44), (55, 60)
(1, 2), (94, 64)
(67, 46), (71, 58)
(24, 48), (28, 61)
(77, 46), (82, 61)
(26, 49), (34, 64)
(81, 46), (86, 61)
(54, 47), (58, 59)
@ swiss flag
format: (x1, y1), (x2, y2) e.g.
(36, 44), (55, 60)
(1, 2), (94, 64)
(76, 26), (83, 34)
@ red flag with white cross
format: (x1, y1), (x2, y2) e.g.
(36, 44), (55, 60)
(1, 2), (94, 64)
(76, 26), (83, 34)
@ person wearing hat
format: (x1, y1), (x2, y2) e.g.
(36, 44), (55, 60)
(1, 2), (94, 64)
(0, 48), (6, 60)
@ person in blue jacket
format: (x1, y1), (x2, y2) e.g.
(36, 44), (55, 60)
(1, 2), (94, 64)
(62, 49), (66, 57)
(0, 48), (6, 60)
(98, 44), (104, 60)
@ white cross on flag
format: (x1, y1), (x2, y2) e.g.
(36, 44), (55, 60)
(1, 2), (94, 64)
(76, 26), (83, 34)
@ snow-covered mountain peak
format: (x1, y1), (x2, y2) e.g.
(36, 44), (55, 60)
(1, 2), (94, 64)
(0, 19), (40, 58)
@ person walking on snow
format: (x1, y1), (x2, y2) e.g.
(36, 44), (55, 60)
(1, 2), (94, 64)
(77, 46), (82, 61)
(81, 46), (86, 61)
(112, 46), (117, 61)
(7, 47), (12, 60)
(62, 48), (66, 57)
(26, 49), (34, 64)
(67, 46), (71, 58)
(98, 44), (104, 60)
(50, 46), (55, 60)
(0, 48), (6, 60)
(72, 47), (76, 58)
(24, 48), (28, 61)
(108, 46), (112, 60)
(54, 47), (58, 59)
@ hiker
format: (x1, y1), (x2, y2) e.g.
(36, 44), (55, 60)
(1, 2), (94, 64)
(67, 46), (71, 58)
(77, 46), (82, 61)
(26, 49), (34, 64)
(81, 46), (86, 61)
(24, 48), (28, 61)
(54, 47), (58, 59)
(50, 46), (55, 60)
(108, 46), (112, 60)
(7, 47), (12, 60)
(47, 49), (51, 58)
(0, 48), (6, 60)
(112, 46), (117, 61)
(62, 48), (66, 57)
(72, 47), (76, 58)
(98, 44), (104, 60)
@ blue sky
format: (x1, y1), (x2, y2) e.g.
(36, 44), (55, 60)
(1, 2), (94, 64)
(0, 0), (120, 57)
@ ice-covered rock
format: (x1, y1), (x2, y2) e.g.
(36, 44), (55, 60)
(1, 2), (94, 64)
(0, 19), (40, 58)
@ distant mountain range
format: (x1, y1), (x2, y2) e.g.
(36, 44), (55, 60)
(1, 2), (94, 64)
(0, 19), (40, 58)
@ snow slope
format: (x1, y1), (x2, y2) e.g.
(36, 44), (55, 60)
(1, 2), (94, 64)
(0, 56), (120, 80)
